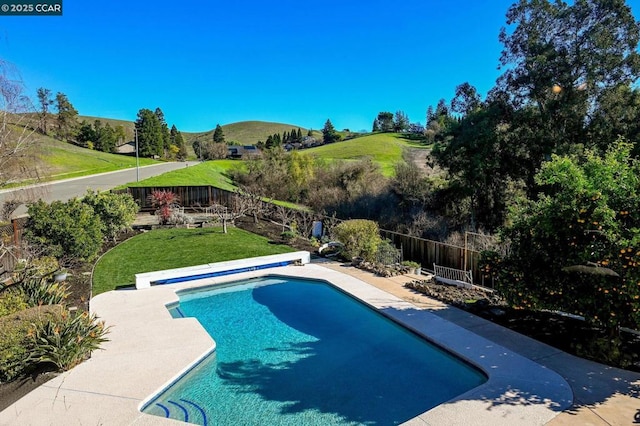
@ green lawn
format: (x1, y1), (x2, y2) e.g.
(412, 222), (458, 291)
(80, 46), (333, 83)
(92, 227), (295, 294)
(127, 160), (242, 190)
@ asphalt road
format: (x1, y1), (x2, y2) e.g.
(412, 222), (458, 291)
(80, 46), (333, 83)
(0, 161), (200, 217)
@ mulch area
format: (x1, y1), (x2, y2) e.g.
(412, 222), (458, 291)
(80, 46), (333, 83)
(404, 278), (640, 372)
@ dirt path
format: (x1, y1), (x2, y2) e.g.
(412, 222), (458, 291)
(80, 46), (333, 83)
(405, 146), (441, 176)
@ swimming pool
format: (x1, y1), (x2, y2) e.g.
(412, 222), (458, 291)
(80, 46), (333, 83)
(142, 276), (487, 425)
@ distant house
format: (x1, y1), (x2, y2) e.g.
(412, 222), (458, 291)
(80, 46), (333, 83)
(228, 145), (261, 159)
(284, 142), (302, 151)
(116, 141), (136, 155)
(302, 136), (317, 148)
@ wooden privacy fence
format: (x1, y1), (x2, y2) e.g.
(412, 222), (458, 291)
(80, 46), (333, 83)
(124, 186), (237, 211)
(380, 229), (488, 287)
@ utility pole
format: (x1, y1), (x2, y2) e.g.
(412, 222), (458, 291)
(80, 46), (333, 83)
(134, 127), (140, 182)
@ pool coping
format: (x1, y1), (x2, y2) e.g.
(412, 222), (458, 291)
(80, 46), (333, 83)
(0, 264), (572, 425)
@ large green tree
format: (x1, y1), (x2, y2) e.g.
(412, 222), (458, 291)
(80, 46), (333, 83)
(432, 84), (518, 230)
(213, 124), (225, 144)
(497, 0), (640, 186)
(375, 112), (394, 132)
(322, 119), (339, 144)
(154, 107), (171, 154)
(54, 92), (78, 141)
(135, 108), (163, 157)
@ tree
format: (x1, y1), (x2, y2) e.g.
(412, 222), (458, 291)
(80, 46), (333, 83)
(135, 108), (163, 157)
(76, 120), (96, 148)
(54, 92), (78, 141)
(322, 119), (339, 144)
(432, 91), (517, 230)
(496, 139), (640, 339)
(393, 110), (409, 133)
(93, 120), (117, 153)
(372, 118), (381, 132)
(170, 125), (187, 160)
(155, 107), (171, 154)
(497, 0), (640, 186)
(36, 87), (53, 135)
(0, 60), (43, 219)
(81, 190), (139, 241)
(375, 112), (394, 132)
(25, 199), (104, 263)
(331, 219), (382, 262)
(213, 124), (225, 144)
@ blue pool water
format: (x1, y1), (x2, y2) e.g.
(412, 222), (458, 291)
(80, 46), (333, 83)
(142, 277), (486, 425)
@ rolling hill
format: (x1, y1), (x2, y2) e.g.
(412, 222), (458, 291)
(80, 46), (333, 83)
(304, 133), (421, 176)
(183, 121), (321, 147)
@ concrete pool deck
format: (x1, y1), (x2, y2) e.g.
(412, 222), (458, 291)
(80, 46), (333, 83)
(0, 261), (636, 425)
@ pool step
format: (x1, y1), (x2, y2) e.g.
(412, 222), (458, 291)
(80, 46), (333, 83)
(154, 399), (208, 425)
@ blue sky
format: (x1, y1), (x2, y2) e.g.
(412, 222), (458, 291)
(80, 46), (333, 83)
(2, 0), (640, 133)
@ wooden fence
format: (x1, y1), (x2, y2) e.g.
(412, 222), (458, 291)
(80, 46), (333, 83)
(124, 186), (237, 211)
(380, 229), (489, 287)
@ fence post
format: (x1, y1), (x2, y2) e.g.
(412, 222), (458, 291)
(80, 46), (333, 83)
(12, 218), (19, 247)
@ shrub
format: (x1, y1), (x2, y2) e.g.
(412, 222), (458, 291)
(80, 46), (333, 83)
(280, 230), (297, 242)
(150, 190), (179, 225)
(0, 288), (28, 317)
(29, 310), (109, 372)
(0, 305), (63, 382)
(25, 199), (104, 263)
(82, 190), (139, 241)
(331, 219), (382, 262)
(168, 210), (193, 225)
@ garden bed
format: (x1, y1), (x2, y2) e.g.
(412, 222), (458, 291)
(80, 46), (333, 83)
(405, 277), (640, 372)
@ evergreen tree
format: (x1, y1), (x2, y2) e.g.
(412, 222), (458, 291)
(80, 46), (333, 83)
(170, 124), (187, 160)
(135, 108), (163, 157)
(154, 107), (171, 153)
(297, 128), (303, 142)
(393, 110), (410, 133)
(55, 92), (78, 141)
(322, 119), (339, 144)
(36, 87), (53, 135)
(76, 120), (96, 148)
(213, 124), (225, 143)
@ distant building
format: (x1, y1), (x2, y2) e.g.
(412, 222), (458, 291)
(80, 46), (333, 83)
(227, 145), (261, 159)
(115, 141), (136, 155)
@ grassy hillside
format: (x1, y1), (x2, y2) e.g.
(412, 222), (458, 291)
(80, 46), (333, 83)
(305, 133), (422, 176)
(127, 160), (241, 190)
(183, 121), (321, 147)
(10, 130), (159, 186)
